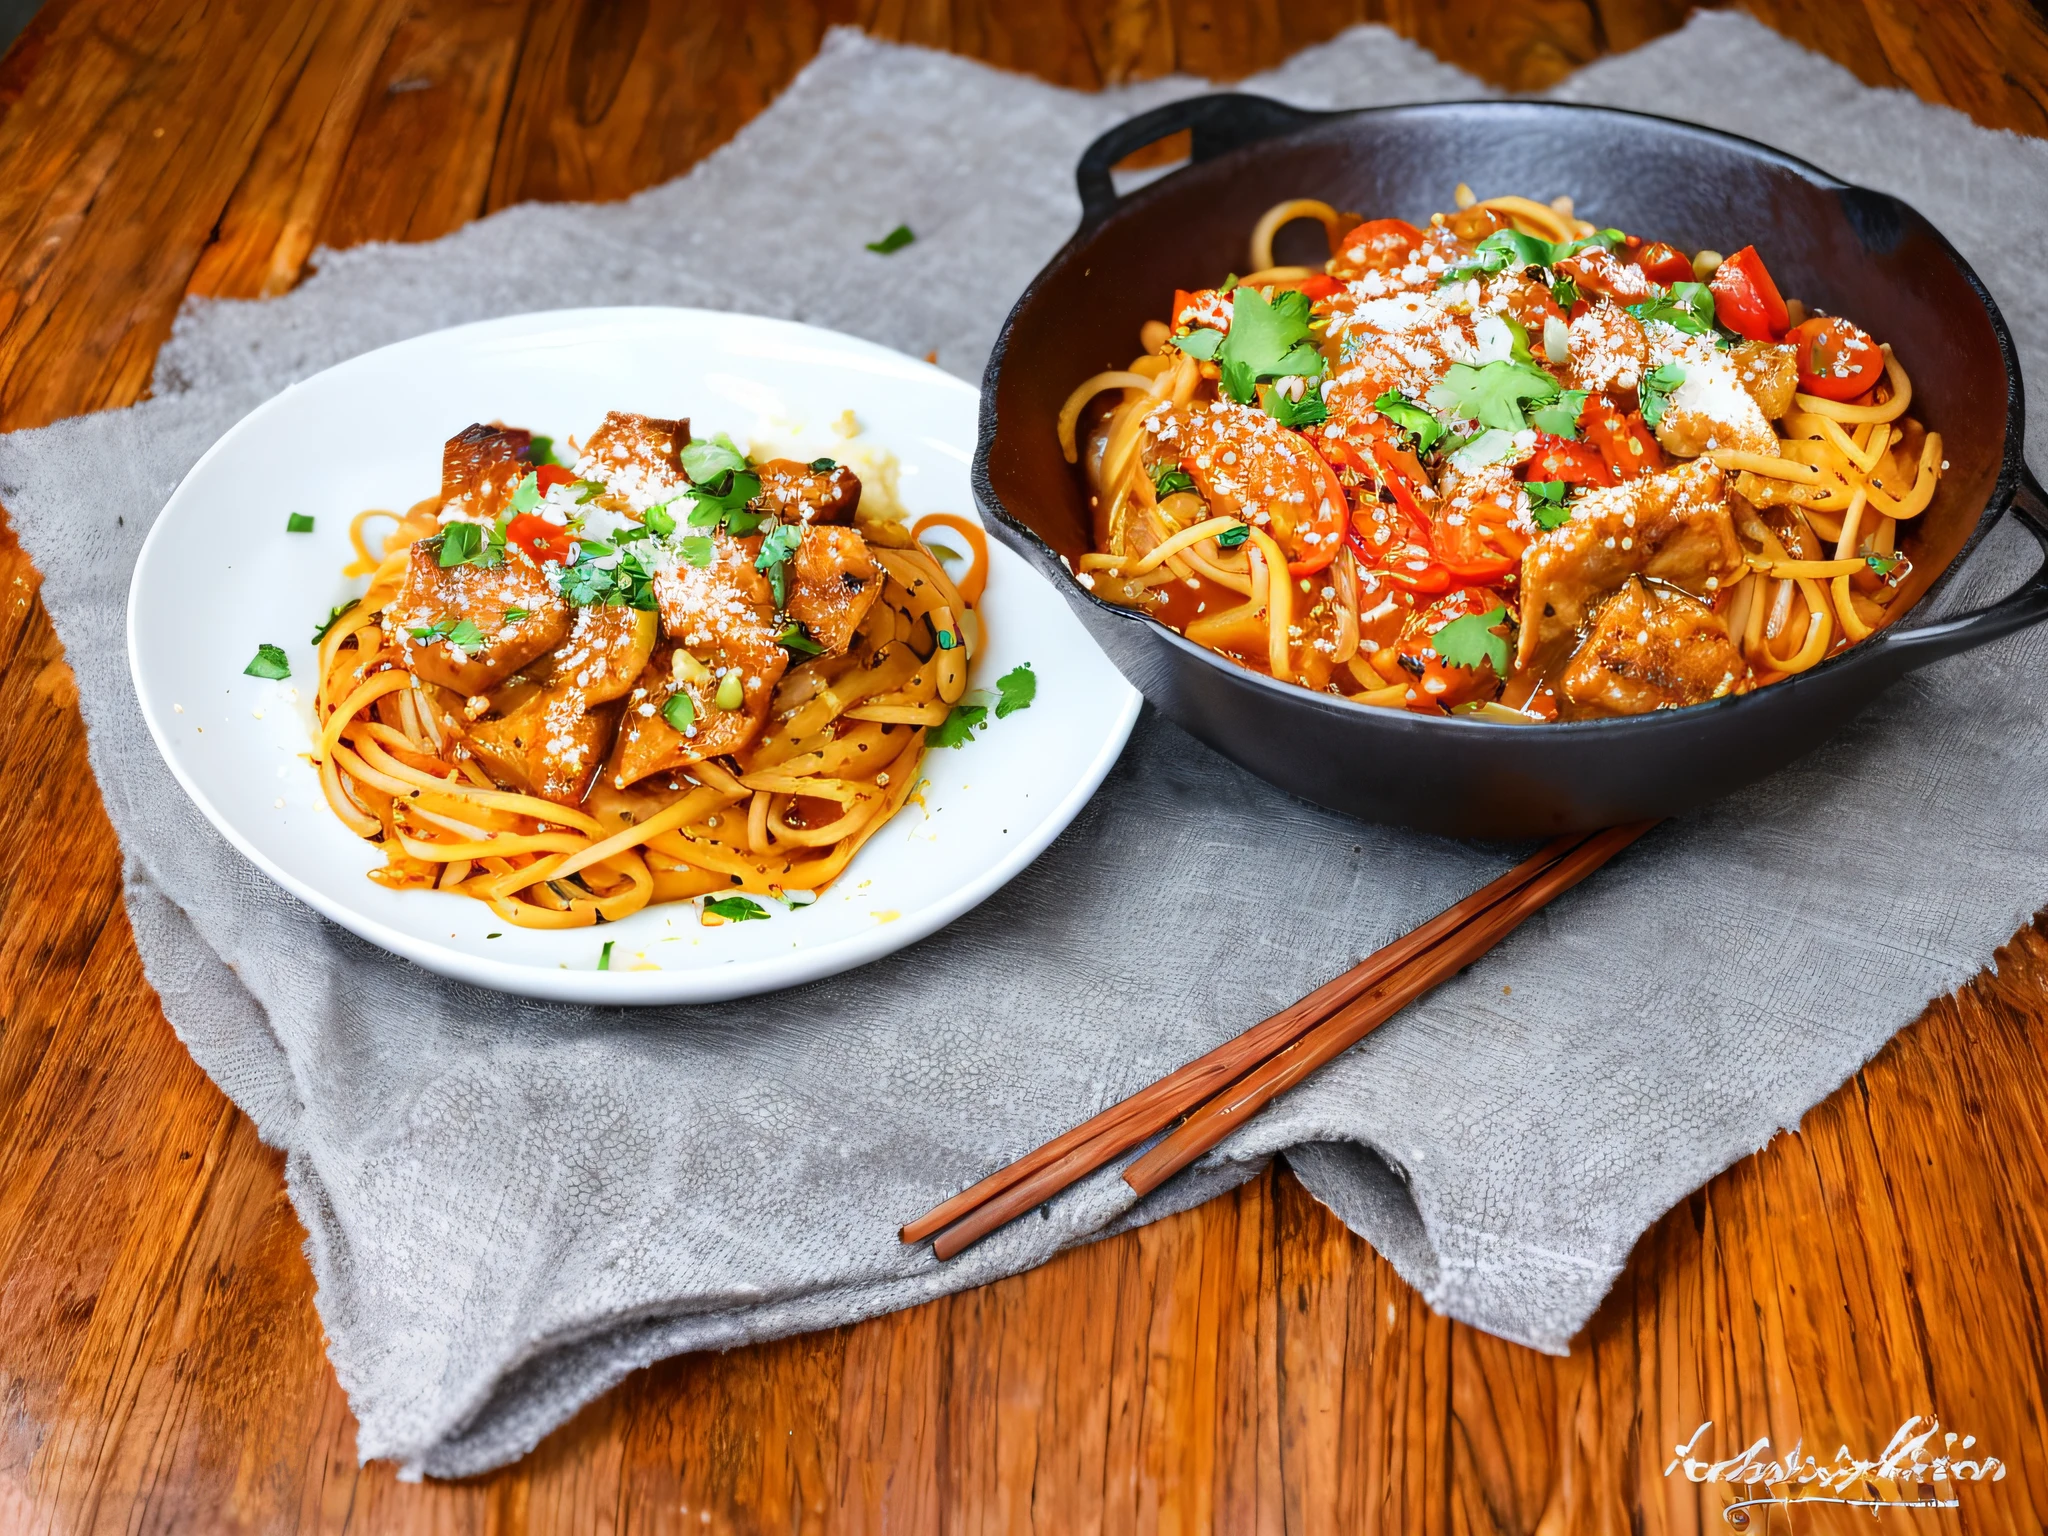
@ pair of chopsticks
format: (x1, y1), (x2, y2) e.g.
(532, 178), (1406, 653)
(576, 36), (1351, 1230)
(901, 820), (1658, 1260)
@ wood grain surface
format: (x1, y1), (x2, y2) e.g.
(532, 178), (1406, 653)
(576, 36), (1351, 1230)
(3, 1), (2048, 1530)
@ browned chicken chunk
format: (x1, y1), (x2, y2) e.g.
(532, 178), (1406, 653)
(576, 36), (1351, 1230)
(1566, 300), (1649, 395)
(1559, 578), (1745, 715)
(1517, 458), (1745, 666)
(785, 526), (880, 654)
(610, 537), (790, 788)
(752, 459), (862, 525)
(574, 412), (690, 513)
(441, 423), (533, 518)
(468, 606), (656, 804)
(1732, 339), (1799, 421)
(387, 539), (569, 695)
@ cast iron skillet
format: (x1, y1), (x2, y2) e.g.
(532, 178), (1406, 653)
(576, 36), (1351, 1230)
(972, 95), (2048, 837)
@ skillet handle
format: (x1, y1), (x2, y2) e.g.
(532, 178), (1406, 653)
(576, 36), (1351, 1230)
(1075, 93), (1330, 232)
(1879, 466), (2048, 671)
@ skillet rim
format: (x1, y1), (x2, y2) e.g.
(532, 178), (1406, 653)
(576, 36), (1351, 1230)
(971, 95), (2029, 739)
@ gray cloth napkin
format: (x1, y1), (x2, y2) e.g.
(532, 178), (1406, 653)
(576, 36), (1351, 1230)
(5, 14), (2047, 1479)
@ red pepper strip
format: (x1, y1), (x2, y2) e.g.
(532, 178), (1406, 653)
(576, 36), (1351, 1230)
(507, 511), (575, 564)
(1440, 555), (1518, 583)
(1285, 448), (1349, 578)
(1381, 563), (1454, 596)
(534, 462), (576, 493)
(1521, 431), (1615, 486)
(1709, 245), (1789, 342)
(1633, 241), (1695, 285)
(1293, 273), (1343, 301)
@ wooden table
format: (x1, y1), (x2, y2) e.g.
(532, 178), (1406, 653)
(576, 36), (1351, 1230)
(3, 2), (2046, 1529)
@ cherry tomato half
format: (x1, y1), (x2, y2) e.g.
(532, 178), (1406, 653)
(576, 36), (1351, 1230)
(1329, 218), (1425, 280)
(1786, 315), (1885, 402)
(506, 512), (575, 564)
(1521, 432), (1615, 486)
(1633, 241), (1697, 286)
(1580, 395), (1666, 482)
(1708, 245), (1790, 342)
(533, 462), (577, 494)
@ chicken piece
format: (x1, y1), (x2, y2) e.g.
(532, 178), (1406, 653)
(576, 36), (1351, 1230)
(1645, 330), (1781, 459)
(386, 540), (570, 694)
(1517, 458), (1745, 665)
(1553, 247), (1656, 304)
(614, 537), (790, 788)
(441, 423), (534, 518)
(1559, 578), (1746, 715)
(1567, 300), (1648, 395)
(1318, 285), (1477, 409)
(752, 458), (861, 525)
(785, 526), (881, 654)
(573, 411), (691, 513)
(1732, 339), (1799, 421)
(470, 607), (657, 806)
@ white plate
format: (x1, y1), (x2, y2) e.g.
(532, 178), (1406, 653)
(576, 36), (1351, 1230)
(128, 308), (1139, 1004)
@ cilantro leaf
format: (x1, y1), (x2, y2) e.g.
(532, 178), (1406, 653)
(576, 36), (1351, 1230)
(311, 599), (359, 643)
(1174, 326), (1225, 361)
(994, 663), (1037, 719)
(1549, 275), (1579, 310)
(526, 435), (561, 466)
(1442, 227), (1624, 286)
(1372, 388), (1445, 454)
(1525, 480), (1573, 531)
(502, 607), (530, 624)
(572, 479), (607, 504)
(410, 617), (456, 641)
(865, 224), (915, 255)
(437, 522), (487, 567)
(808, 457), (838, 472)
(756, 523), (803, 607)
(682, 462), (763, 534)
(777, 623), (826, 657)
(1150, 462), (1197, 500)
(1638, 362), (1687, 429)
(1263, 384), (1327, 429)
(509, 471), (542, 514)
(1426, 360), (1560, 432)
(642, 502), (676, 538)
(929, 703), (988, 748)
(679, 434), (749, 484)
(1867, 551), (1901, 576)
(663, 691), (697, 732)
(244, 643), (291, 680)
(1529, 387), (1591, 439)
(1627, 280), (1717, 336)
(1448, 428), (1518, 471)
(1217, 524), (1250, 549)
(678, 535), (716, 569)
(1431, 605), (1512, 676)
(704, 895), (771, 921)
(445, 618), (487, 650)
(1215, 286), (1323, 406)
(286, 512), (315, 533)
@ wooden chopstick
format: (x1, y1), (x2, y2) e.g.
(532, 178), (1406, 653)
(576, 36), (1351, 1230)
(1121, 819), (1658, 1196)
(903, 828), (1609, 1258)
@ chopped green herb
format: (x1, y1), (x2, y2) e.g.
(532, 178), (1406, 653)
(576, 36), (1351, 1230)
(410, 616), (456, 642)
(643, 503), (677, 538)
(509, 471), (542, 514)
(1371, 388), (1446, 454)
(501, 607), (530, 624)
(286, 512), (315, 533)
(755, 523), (803, 606)
(311, 598), (360, 643)
(1867, 551), (1901, 576)
(1426, 359), (1560, 433)
(1174, 326), (1225, 361)
(445, 618), (487, 650)
(1626, 281), (1717, 337)
(1217, 524), (1251, 549)
(1441, 226), (1623, 285)
(1529, 387), (1591, 440)
(527, 435), (561, 466)
(1525, 480), (1573, 531)
(1263, 383), (1327, 430)
(1448, 428), (1518, 471)
(808, 457), (838, 472)
(704, 895), (770, 922)
(437, 521), (494, 568)
(682, 461), (764, 535)
(929, 702), (988, 748)
(244, 643), (291, 680)
(598, 940), (614, 971)
(662, 691), (697, 732)
(1549, 276), (1580, 311)
(572, 479), (608, 504)
(994, 663), (1037, 719)
(1637, 362), (1688, 429)
(866, 224), (915, 255)
(680, 434), (749, 484)
(1431, 605), (1513, 675)
(1150, 463), (1197, 500)
(487, 932), (502, 939)
(679, 535), (716, 569)
(1215, 285), (1324, 405)
(777, 623), (826, 657)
